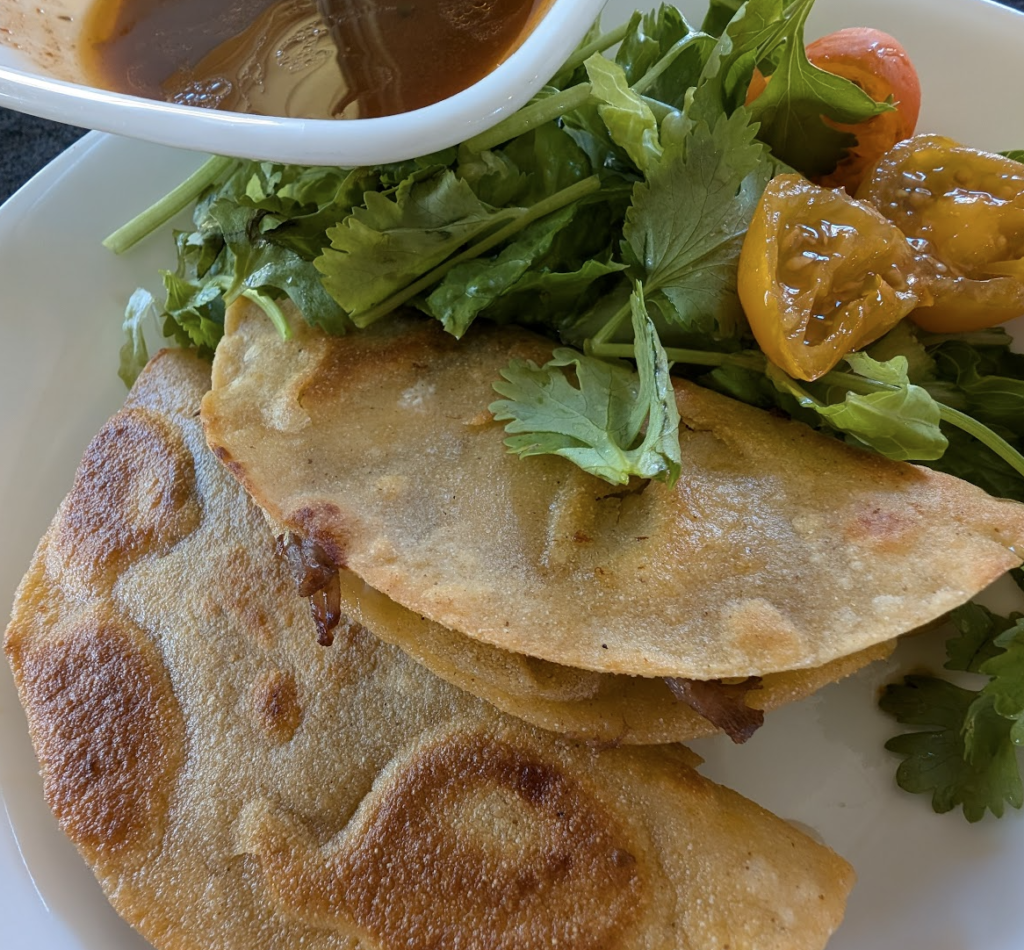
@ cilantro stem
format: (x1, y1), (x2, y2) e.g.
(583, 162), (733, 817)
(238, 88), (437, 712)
(464, 84), (593, 153)
(103, 155), (237, 255)
(355, 175), (602, 325)
(560, 22), (633, 74)
(588, 302), (633, 348)
(591, 342), (763, 373)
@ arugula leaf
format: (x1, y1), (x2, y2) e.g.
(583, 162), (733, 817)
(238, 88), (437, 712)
(687, 0), (786, 123)
(866, 322), (937, 383)
(745, 0), (890, 175)
(585, 54), (663, 174)
(624, 108), (774, 338)
(932, 340), (1024, 438)
(490, 284), (681, 486)
(423, 206), (577, 337)
(1002, 150), (1024, 163)
(768, 354), (947, 461)
(701, 0), (744, 38)
(881, 675), (1023, 822)
(315, 171), (514, 324)
(927, 428), (1024, 503)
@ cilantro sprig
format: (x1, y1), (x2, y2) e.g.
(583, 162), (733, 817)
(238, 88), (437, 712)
(881, 604), (1024, 822)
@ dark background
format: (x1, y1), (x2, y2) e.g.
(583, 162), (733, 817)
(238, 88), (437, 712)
(3, 0), (1024, 204)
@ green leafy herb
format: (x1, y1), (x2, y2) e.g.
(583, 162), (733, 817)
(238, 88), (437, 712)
(882, 677), (1022, 822)
(767, 353), (947, 461)
(979, 621), (1024, 744)
(490, 284), (681, 486)
(118, 288), (160, 388)
(882, 603), (1024, 821)
(585, 54), (663, 174)
(944, 603), (1020, 674)
(423, 206), (578, 337)
(315, 171), (515, 324)
(624, 108), (775, 338)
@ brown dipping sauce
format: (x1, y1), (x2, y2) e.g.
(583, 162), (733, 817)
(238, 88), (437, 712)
(79, 0), (547, 119)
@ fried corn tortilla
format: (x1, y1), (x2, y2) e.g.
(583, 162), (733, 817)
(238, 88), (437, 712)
(202, 301), (1024, 679)
(4, 349), (853, 950)
(339, 568), (893, 744)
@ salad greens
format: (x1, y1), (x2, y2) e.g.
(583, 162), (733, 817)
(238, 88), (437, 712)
(882, 604), (1024, 822)
(107, 0), (1024, 818)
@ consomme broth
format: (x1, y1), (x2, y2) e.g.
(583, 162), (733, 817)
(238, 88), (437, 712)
(79, 0), (549, 119)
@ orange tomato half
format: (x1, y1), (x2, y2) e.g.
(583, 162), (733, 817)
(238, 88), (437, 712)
(748, 28), (921, 192)
(806, 28), (921, 192)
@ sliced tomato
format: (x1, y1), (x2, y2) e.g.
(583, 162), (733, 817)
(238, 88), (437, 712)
(857, 134), (1024, 333)
(806, 28), (921, 192)
(738, 174), (927, 381)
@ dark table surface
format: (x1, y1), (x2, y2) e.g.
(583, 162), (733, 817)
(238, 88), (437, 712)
(3, 0), (1024, 204)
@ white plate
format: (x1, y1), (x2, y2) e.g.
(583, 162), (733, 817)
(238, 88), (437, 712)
(3, 0), (1024, 947)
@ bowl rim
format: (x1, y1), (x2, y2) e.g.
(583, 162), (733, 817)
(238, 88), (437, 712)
(0, 0), (609, 166)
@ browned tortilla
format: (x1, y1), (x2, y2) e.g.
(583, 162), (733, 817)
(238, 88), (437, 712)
(338, 568), (893, 743)
(202, 301), (1024, 678)
(4, 349), (854, 950)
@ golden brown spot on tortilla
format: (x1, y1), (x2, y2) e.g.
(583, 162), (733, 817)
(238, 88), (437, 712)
(250, 735), (644, 949)
(53, 408), (201, 587)
(251, 670), (302, 743)
(301, 319), (456, 405)
(10, 614), (183, 855)
(720, 599), (808, 671)
(845, 505), (918, 552)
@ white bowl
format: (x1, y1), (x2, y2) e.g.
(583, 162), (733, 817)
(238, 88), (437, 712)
(0, 0), (608, 165)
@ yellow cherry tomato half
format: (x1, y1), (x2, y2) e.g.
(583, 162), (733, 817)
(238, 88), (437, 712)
(857, 133), (1024, 333)
(738, 174), (926, 381)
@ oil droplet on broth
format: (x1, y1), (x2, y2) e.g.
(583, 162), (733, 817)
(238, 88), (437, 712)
(78, 0), (548, 119)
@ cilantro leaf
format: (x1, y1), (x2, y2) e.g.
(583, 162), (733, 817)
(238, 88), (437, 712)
(881, 675), (1023, 822)
(624, 108), (774, 338)
(945, 603), (1021, 674)
(161, 271), (227, 351)
(315, 171), (514, 325)
(866, 322), (937, 384)
(979, 621), (1024, 745)
(490, 284), (681, 486)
